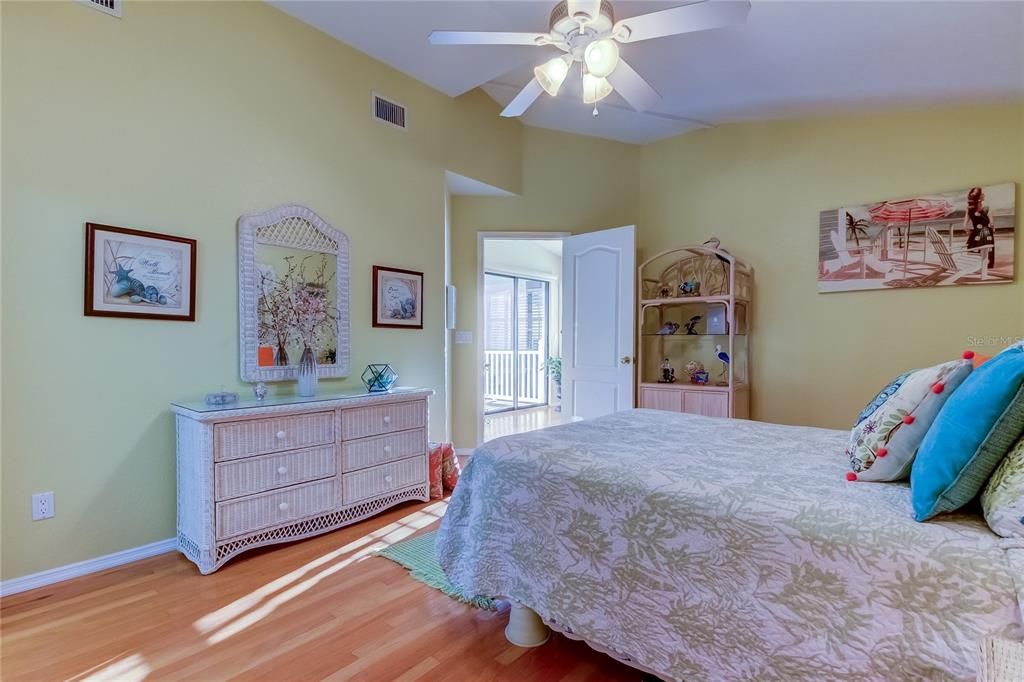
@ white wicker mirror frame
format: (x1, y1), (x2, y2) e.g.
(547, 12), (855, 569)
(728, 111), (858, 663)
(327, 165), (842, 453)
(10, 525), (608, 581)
(238, 204), (351, 382)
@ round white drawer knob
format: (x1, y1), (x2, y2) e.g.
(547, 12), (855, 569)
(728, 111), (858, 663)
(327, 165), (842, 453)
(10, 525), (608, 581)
(384, 475), (394, 484)
(276, 430), (286, 439)
(383, 445), (392, 454)
(277, 466), (288, 475)
(383, 415), (392, 424)
(278, 502), (289, 512)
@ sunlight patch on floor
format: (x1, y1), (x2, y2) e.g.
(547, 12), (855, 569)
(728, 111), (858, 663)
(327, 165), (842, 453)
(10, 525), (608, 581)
(194, 500), (448, 644)
(76, 653), (150, 682)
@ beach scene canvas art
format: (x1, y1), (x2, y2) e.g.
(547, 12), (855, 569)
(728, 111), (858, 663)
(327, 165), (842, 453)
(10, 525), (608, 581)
(818, 183), (1015, 293)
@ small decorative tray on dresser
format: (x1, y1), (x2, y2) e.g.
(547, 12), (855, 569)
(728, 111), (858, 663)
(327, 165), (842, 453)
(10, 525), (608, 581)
(172, 387), (432, 574)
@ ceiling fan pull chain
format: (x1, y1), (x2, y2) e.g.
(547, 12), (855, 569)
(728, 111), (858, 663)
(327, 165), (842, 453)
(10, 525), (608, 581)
(593, 104), (599, 117)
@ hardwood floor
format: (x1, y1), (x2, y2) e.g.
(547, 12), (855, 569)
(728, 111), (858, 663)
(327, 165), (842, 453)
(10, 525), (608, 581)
(0, 499), (640, 681)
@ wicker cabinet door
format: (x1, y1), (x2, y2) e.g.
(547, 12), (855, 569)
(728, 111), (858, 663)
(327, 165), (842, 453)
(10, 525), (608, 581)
(639, 387), (682, 411)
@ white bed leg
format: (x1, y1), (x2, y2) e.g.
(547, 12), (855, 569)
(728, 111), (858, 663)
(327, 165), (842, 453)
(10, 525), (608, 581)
(505, 604), (550, 648)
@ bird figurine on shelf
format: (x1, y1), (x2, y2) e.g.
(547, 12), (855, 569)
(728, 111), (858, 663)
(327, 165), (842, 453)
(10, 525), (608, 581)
(714, 344), (730, 386)
(684, 315), (702, 335)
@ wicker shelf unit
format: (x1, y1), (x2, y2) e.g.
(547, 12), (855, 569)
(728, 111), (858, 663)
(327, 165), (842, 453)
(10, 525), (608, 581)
(637, 243), (752, 419)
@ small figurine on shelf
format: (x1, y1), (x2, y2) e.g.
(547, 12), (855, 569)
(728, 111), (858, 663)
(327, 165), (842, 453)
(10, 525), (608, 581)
(694, 370), (710, 385)
(659, 358), (676, 384)
(679, 279), (701, 297)
(715, 344), (731, 386)
(658, 285), (672, 299)
(684, 315), (702, 335)
(253, 382), (268, 401)
(655, 321), (680, 335)
(685, 360), (705, 383)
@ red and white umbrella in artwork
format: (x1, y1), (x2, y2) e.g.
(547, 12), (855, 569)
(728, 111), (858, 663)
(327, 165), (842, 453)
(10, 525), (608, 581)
(868, 197), (954, 224)
(868, 197), (954, 276)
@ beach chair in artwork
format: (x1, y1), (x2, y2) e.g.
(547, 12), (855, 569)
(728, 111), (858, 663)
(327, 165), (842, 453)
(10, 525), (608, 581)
(925, 227), (992, 284)
(826, 230), (893, 279)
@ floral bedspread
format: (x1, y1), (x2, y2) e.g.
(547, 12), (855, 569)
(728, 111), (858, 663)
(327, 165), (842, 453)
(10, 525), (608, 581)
(437, 409), (1024, 681)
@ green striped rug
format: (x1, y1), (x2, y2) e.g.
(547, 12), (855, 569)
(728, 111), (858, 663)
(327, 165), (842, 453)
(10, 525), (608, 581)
(375, 530), (498, 611)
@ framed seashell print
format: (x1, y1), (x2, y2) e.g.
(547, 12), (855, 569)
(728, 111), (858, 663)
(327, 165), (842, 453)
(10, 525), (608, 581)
(373, 265), (423, 329)
(84, 223), (197, 321)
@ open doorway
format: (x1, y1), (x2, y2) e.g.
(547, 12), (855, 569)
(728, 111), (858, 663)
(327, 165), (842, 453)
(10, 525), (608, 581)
(479, 235), (568, 442)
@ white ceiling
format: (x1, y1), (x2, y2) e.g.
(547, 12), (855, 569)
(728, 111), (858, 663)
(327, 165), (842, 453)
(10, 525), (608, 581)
(272, 0), (1024, 144)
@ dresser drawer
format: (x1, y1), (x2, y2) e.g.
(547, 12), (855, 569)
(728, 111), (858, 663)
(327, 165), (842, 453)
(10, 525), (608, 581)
(342, 429), (426, 472)
(215, 411), (335, 461)
(341, 400), (425, 441)
(215, 445), (336, 501)
(342, 456), (425, 504)
(216, 478), (335, 540)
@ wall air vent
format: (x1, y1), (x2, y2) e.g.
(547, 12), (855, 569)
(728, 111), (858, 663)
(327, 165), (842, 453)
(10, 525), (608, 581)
(77, 0), (122, 17)
(372, 92), (407, 131)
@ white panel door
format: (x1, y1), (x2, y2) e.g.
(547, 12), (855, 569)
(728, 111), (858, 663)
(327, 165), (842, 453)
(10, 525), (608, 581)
(562, 225), (636, 420)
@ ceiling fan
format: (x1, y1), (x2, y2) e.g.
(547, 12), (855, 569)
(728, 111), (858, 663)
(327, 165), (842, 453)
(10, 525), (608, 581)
(429, 0), (751, 118)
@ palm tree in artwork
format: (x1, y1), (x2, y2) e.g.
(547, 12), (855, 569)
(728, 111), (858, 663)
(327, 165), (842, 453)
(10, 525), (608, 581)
(845, 212), (870, 247)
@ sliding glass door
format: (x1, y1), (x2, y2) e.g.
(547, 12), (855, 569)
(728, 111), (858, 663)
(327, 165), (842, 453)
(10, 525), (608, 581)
(483, 273), (549, 414)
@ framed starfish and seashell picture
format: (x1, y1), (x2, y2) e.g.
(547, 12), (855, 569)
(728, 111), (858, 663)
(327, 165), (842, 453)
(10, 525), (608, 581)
(84, 222), (197, 321)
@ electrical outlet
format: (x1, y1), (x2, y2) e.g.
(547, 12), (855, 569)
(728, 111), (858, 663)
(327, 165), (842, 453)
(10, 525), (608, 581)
(31, 492), (55, 521)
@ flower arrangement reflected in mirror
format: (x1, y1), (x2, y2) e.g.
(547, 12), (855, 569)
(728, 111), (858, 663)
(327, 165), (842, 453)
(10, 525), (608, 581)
(257, 254), (339, 396)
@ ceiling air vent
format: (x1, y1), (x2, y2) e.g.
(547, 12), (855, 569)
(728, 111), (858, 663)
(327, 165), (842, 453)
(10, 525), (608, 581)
(77, 0), (122, 17)
(372, 92), (407, 131)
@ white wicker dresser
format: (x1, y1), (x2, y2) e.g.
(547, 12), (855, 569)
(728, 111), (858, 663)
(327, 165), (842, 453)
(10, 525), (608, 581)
(172, 388), (432, 574)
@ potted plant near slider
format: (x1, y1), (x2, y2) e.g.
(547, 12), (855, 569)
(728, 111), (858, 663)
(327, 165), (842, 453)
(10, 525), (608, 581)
(543, 356), (562, 412)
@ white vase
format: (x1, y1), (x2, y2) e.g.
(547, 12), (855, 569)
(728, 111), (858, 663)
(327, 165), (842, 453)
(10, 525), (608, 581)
(298, 346), (318, 397)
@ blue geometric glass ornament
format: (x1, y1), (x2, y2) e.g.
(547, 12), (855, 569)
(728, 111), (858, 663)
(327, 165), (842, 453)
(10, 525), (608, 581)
(361, 364), (398, 392)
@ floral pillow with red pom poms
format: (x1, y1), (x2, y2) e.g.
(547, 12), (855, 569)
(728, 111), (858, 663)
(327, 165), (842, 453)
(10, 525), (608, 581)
(846, 353), (974, 482)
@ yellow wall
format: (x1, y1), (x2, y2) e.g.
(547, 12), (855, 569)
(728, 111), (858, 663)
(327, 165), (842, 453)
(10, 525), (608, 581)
(450, 128), (643, 446)
(639, 103), (1024, 428)
(0, 0), (522, 580)
(451, 104), (1023, 444)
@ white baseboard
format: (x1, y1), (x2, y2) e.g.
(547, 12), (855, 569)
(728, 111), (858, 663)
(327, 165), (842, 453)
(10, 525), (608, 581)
(0, 537), (176, 597)
(455, 448), (475, 457)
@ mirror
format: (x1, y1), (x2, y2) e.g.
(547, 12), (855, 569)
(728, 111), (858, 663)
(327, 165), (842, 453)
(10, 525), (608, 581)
(239, 205), (350, 382)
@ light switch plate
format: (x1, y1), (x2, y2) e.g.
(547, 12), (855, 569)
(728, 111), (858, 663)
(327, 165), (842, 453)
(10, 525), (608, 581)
(454, 330), (473, 345)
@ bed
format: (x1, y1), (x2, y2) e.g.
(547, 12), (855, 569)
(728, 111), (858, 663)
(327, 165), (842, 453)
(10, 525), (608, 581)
(437, 409), (1024, 681)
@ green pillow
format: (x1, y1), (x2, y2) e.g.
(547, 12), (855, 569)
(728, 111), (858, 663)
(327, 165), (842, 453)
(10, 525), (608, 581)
(982, 436), (1024, 538)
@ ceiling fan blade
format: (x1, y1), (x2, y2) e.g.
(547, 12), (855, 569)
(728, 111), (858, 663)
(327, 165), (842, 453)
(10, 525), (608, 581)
(607, 58), (661, 112)
(614, 0), (751, 44)
(500, 79), (545, 118)
(429, 31), (549, 46)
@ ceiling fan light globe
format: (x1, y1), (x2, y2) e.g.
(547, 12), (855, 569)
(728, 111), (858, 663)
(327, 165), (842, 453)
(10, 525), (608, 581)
(581, 73), (613, 104)
(583, 38), (619, 78)
(535, 56), (571, 97)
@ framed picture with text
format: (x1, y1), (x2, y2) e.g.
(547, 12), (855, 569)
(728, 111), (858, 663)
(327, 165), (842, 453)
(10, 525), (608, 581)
(372, 265), (423, 329)
(85, 222), (197, 321)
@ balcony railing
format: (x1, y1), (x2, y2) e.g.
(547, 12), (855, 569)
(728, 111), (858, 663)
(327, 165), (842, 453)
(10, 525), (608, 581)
(485, 349), (546, 407)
